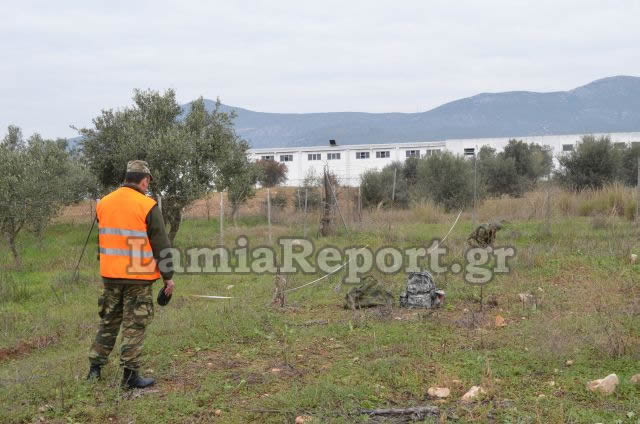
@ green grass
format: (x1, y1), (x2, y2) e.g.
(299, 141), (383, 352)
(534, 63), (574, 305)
(1, 215), (640, 423)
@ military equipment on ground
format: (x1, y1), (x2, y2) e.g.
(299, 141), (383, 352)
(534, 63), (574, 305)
(467, 221), (504, 248)
(344, 276), (394, 310)
(399, 271), (445, 308)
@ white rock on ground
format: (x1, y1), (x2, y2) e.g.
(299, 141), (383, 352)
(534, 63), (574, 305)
(630, 374), (640, 384)
(427, 387), (450, 398)
(586, 374), (619, 395)
(460, 386), (486, 403)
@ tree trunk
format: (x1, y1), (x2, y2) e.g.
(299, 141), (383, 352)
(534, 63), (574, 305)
(167, 209), (181, 245)
(8, 233), (21, 267)
(231, 203), (239, 227)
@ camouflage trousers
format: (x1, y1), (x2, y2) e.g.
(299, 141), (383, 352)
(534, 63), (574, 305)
(89, 284), (154, 371)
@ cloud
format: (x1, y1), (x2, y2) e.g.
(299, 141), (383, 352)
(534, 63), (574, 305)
(1, 0), (639, 138)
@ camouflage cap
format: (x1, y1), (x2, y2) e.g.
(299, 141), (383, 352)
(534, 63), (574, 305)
(126, 160), (152, 179)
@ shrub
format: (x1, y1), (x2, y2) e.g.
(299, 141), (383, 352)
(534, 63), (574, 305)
(416, 152), (474, 211)
(556, 135), (620, 190)
(270, 190), (288, 209)
(360, 162), (409, 208)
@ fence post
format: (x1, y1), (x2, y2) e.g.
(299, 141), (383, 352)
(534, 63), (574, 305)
(219, 191), (224, 245)
(392, 167), (397, 204)
(303, 188), (308, 238)
(544, 187), (552, 235)
(267, 188), (272, 244)
(358, 184), (362, 222)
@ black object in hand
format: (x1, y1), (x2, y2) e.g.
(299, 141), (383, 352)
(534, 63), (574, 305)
(157, 285), (172, 306)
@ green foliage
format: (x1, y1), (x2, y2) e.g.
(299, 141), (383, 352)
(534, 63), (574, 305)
(0, 127), (91, 264)
(256, 159), (288, 187)
(557, 135), (621, 190)
(416, 152), (474, 211)
(270, 190), (288, 209)
(360, 154), (472, 211)
(360, 161), (409, 208)
(502, 139), (552, 181)
(477, 141), (552, 197)
(80, 90), (245, 242)
(618, 143), (640, 186)
(218, 140), (259, 221)
(294, 169), (322, 210)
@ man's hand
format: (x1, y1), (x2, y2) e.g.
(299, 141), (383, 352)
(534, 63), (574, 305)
(163, 279), (175, 296)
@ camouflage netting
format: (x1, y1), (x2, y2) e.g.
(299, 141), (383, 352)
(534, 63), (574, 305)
(467, 222), (504, 248)
(344, 276), (394, 310)
(399, 271), (445, 308)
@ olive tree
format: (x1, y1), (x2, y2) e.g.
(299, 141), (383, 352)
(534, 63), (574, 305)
(80, 89), (245, 243)
(0, 126), (88, 265)
(216, 139), (259, 224)
(556, 135), (619, 190)
(416, 152), (474, 211)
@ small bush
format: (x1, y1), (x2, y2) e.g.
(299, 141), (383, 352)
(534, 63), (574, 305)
(271, 191), (288, 209)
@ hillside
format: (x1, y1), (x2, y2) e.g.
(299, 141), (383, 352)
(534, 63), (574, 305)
(182, 76), (640, 148)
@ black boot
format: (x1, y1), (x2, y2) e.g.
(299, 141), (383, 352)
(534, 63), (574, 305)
(122, 368), (155, 389)
(87, 364), (101, 380)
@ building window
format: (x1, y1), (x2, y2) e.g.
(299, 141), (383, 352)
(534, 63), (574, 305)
(308, 153), (321, 161)
(614, 142), (627, 149)
(376, 151), (390, 158)
(356, 151), (370, 159)
(406, 150), (420, 158)
(261, 155), (274, 160)
(327, 152), (341, 160)
(280, 154), (293, 162)
(425, 149), (440, 156)
(562, 144), (574, 152)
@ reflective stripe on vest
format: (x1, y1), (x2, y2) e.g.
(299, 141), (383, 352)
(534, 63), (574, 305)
(96, 187), (161, 281)
(99, 247), (155, 258)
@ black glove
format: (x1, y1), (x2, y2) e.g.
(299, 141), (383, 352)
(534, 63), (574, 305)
(157, 284), (172, 306)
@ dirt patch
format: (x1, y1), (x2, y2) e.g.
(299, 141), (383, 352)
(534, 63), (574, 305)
(0, 335), (57, 362)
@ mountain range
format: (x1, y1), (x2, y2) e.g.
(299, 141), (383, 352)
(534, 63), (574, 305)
(182, 75), (640, 148)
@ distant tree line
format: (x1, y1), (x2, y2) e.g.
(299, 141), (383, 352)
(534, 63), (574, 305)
(556, 135), (640, 191)
(361, 136), (640, 211)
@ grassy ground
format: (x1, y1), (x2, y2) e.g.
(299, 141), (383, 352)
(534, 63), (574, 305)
(1, 211), (640, 423)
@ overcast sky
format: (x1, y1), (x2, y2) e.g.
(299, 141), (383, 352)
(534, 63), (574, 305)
(2, 0), (639, 139)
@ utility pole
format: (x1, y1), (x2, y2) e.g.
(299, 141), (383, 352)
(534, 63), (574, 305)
(473, 147), (477, 228)
(464, 146), (477, 228)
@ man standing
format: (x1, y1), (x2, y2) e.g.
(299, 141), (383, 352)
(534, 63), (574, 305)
(88, 160), (175, 389)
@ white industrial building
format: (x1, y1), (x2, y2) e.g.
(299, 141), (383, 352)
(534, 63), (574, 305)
(248, 132), (640, 186)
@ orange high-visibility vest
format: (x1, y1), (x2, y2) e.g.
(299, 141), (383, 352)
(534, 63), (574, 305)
(96, 187), (161, 281)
